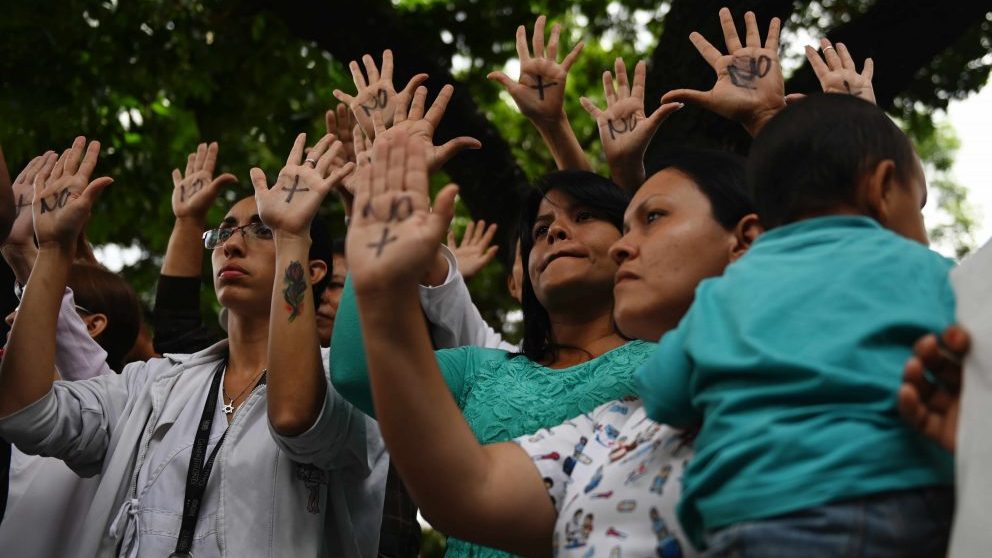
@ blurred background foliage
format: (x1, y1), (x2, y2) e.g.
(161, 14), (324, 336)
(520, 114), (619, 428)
(1, 0), (989, 342)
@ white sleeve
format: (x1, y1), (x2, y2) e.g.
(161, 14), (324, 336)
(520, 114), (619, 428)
(419, 245), (517, 351)
(54, 288), (112, 380)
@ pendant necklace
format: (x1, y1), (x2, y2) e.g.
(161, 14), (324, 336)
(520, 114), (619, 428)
(222, 367), (267, 415)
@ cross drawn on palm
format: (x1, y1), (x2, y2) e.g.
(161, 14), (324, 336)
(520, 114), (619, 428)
(346, 133), (458, 289)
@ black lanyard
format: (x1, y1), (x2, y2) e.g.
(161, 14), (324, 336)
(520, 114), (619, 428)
(170, 358), (229, 558)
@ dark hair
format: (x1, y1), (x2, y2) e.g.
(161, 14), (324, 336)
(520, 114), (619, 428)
(331, 238), (346, 257)
(308, 215), (332, 303)
(518, 171), (631, 363)
(68, 263), (142, 372)
(747, 93), (916, 229)
(649, 147), (754, 230)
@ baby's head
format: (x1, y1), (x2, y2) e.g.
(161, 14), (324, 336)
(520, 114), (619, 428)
(747, 94), (927, 244)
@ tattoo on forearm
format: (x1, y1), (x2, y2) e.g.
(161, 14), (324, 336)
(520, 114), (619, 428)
(15, 194), (30, 216)
(528, 75), (559, 101)
(607, 115), (638, 140)
(360, 89), (389, 117)
(367, 227), (398, 257)
(283, 261), (308, 322)
(180, 178), (204, 202)
(39, 189), (71, 213)
(727, 55), (772, 89)
(282, 175), (310, 203)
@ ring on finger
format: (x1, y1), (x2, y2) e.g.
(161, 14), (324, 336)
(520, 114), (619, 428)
(823, 45), (835, 52)
(304, 158), (318, 168)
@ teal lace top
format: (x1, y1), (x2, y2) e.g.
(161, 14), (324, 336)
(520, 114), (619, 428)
(331, 280), (654, 558)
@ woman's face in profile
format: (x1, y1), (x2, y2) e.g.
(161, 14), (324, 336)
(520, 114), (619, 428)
(610, 169), (739, 341)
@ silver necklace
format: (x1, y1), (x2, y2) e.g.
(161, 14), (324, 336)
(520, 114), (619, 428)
(221, 368), (267, 415)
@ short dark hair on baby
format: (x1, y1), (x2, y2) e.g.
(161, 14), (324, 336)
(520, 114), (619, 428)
(746, 93), (917, 230)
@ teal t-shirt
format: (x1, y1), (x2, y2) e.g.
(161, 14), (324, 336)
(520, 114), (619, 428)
(331, 278), (654, 558)
(636, 216), (956, 547)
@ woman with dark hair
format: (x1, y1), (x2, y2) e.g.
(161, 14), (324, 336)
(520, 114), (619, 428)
(344, 134), (760, 558)
(332, 163), (653, 558)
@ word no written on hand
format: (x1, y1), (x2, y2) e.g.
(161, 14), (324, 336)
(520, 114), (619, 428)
(607, 115), (637, 140)
(362, 196), (415, 257)
(360, 89), (389, 116)
(40, 189), (73, 213)
(727, 55), (772, 89)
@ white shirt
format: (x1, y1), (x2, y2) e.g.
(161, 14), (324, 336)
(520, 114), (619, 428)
(515, 398), (699, 558)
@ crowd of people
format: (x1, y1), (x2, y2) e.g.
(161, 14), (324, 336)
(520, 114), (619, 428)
(0, 7), (974, 558)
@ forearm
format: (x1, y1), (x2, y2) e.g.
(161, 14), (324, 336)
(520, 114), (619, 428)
(534, 116), (592, 172)
(608, 156), (647, 192)
(161, 217), (206, 277)
(0, 244), (72, 417)
(358, 289), (553, 556)
(267, 233), (326, 436)
(0, 242), (38, 285)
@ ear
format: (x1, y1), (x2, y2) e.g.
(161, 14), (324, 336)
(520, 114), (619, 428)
(82, 313), (108, 339)
(507, 273), (522, 304)
(729, 213), (764, 263)
(308, 259), (328, 286)
(861, 159), (897, 225)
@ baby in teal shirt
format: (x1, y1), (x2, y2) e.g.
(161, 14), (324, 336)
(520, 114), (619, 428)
(636, 94), (955, 557)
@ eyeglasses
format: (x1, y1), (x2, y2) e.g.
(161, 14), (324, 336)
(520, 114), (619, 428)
(202, 222), (273, 250)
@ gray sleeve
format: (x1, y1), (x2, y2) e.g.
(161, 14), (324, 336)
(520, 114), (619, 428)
(269, 347), (374, 475)
(420, 245), (516, 351)
(0, 367), (139, 477)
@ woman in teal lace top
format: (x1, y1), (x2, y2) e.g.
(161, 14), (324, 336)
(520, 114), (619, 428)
(332, 170), (651, 558)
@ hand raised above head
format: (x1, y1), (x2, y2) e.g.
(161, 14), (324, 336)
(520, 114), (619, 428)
(803, 39), (876, 105)
(171, 141), (237, 222)
(662, 8), (785, 136)
(347, 130), (458, 293)
(251, 133), (354, 237)
(32, 136), (113, 250)
(581, 58), (682, 190)
(326, 103), (358, 164)
(373, 84), (481, 173)
(488, 15), (584, 125)
(7, 153), (50, 248)
(333, 49), (429, 140)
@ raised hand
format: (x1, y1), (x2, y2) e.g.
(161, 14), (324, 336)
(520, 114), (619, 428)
(171, 142), (237, 221)
(347, 131), (458, 292)
(338, 124), (374, 217)
(899, 325), (969, 453)
(326, 103), (358, 163)
(488, 15), (584, 125)
(581, 59), (683, 190)
(448, 219), (499, 281)
(803, 39), (876, 105)
(373, 84), (481, 173)
(32, 137), (113, 250)
(7, 154), (49, 248)
(251, 133), (354, 237)
(662, 8), (784, 136)
(333, 49), (428, 139)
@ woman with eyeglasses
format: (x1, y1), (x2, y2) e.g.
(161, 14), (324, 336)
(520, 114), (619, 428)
(0, 135), (385, 558)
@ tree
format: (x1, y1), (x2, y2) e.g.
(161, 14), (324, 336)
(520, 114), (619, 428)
(1, 0), (989, 335)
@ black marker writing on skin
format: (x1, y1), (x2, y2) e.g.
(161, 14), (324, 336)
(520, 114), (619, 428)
(529, 75), (559, 101)
(181, 178), (205, 203)
(727, 56), (772, 89)
(606, 115), (638, 141)
(40, 189), (71, 214)
(367, 227), (398, 257)
(360, 89), (389, 116)
(282, 175), (310, 203)
(361, 196), (415, 222)
(15, 194), (30, 216)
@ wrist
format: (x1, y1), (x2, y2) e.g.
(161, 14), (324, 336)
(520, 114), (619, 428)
(37, 241), (76, 261)
(173, 215), (207, 231)
(273, 230), (313, 247)
(534, 113), (572, 136)
(741, 105), (784, 138)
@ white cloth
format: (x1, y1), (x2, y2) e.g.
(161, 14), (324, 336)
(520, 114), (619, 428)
(0, 288), (110, 558)
(420, 245), (518, 352)
(514, 398), (698, 558)
(0, 341), (385, 558)
(948, 239), (992, 558)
